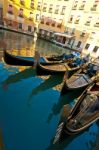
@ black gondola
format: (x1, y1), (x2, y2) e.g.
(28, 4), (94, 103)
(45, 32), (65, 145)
(46, 52), (80, 61)
(36, 56), (90, 75)
(53, 81), (99, 144)
(61, 60), (99, 95)
(3, 50), (62, 66)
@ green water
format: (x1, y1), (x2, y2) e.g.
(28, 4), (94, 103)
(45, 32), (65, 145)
(0, 30), (98, 150)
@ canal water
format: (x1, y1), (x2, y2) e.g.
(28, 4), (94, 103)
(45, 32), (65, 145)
(0, 30), (98, 150)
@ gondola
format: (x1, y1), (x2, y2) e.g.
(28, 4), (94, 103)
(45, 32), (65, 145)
(36, 56), (89, 75)
(3, 50), (62, 66)
(46, 52), (80, 62)
(53, 81), (99, 144)
(61, 60), (99, 95)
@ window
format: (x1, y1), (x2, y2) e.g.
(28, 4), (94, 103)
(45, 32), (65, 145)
(18, 8), (23, 18)
(49, 4), (53, 13)
(51, 19), (56, 27)
(91, 0), (99, 11)
(46, 17), (51, 25)
(8, 5), (13, 14)
(72, 1), (78, 10)
(85, 43), (90, 50)
(67, 39), (72, 45)
(31, 0), (34, 9)
(68, 15), (73, 23)
(55, 5), (59, 14)
(90, 32), (96, 39)
(77, 41), (81, 48)
(79, 1), (86, 10)
(36, 14), (40, 21)
(80, 30), (86, 37)
(29, 12), (33, 21)
(20, 0), (25, 5)
(41, 16), (44, 24)
(75, 15), (81, 24)
(43, 3), (47, 12)
(71, 28), (75, 34)
(28, 26), (32, 32)
(93, 46), (99, 53)
(18, 23), (22, 29)
(57, 19), (63, 28)
(94, 17), (99, 27)
(85, 16), (92, 26)
(61, 6), (66, 15)
(37, 2), (41, 11)
(8, 20), (12, 26)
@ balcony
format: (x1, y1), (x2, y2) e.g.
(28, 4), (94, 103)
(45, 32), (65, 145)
(79, 6), (84, 10)
(37, 6), (41, 11)
(31, 3), (34, 9)
(72, 6), (77, 10)
(74, 20), (79, 24)
(90, 5), (97, 11)
(68, 20), (72, 23)
(85, 22), (90, 26)
(61, 12), (65, 15)
(49, 9), (53, 13)
(43, 8), (47, 12)
(54, 10), (59, 14)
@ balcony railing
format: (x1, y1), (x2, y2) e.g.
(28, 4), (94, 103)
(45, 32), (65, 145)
(61, 12), (65, 15)
(54, 10), (59, 14)
(85, 22), (90, 26)
(74, 20), (79, 24)
(79, 6), (84, 10)
(72, 6), (77, 10)
(49, 9), (53, 13)
(90, 7), (97, 11)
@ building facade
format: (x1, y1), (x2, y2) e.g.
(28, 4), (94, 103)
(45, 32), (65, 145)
(0, 0), (99, 57)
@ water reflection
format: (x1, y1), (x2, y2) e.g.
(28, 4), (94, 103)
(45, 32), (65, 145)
(0, 30), (71, 56)
(46, 89), (85, 124)
(2, 67), (37, 89)
(28, 75), (63, 104)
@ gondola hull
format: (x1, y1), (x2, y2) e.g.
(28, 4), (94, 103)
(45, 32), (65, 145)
(3, 50), (62, 66)
(54, 82), (99, 143)
(61, 62), (99, 95)
(36, 62), (81, 75)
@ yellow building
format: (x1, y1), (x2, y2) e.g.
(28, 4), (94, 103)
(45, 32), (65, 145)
(2, 0), (38, 34)
(0, 0), (99, 57)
